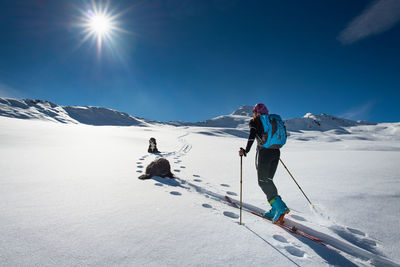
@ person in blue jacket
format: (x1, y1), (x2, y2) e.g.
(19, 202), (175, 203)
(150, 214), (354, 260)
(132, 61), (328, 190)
(239, 103), (289, 223)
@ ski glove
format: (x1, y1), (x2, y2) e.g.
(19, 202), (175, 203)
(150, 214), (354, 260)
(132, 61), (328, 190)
(239, 147), (247, 157)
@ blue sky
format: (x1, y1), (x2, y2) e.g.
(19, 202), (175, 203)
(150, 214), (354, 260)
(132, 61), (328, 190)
(0, 0), (399, 122)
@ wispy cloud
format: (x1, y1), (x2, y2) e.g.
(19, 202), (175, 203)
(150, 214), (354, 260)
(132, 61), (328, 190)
(340, 101), (375, 121)
(338, 0), (400, 45)
(0, 82), (23, 99)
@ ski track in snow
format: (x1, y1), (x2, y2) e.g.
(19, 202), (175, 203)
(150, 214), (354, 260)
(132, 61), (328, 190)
(2, 115), (399, 266)
(183, 179), (398, 266)
(135, 133), (192, 195)
(135, 130), (399, 267)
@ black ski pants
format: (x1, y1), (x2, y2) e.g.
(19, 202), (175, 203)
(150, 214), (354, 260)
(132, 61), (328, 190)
(256, 148), (280, 202)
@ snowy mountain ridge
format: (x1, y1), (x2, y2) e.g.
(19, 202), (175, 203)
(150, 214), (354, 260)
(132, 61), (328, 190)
(0, 98), (148, 126)
(285, 112), (376, 133)
(170, 105), (379, 132)
(1, 98), (398, 142)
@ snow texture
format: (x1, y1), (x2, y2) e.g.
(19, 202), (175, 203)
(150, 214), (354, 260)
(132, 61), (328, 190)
(1, 99), (400, 266)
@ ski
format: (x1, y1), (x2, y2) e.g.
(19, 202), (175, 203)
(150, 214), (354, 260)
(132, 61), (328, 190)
(224, 195), (340, 253)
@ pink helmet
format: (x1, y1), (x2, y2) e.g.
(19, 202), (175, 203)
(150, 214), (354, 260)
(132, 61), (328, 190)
(252, 103), (269, 115)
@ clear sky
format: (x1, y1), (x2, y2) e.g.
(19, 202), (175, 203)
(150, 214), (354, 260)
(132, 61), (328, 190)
(0, 0), (399, 122)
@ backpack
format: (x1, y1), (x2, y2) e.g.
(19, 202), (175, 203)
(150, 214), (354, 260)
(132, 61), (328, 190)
(259, 114), (287, 149)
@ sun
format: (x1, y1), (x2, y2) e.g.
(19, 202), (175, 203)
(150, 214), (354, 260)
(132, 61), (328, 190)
(76, 1), (126, 54)
(89, 14), (111, 36)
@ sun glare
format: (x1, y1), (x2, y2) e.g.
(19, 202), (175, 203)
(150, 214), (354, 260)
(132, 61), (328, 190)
(90, 14), (111, 36)
(76, 1), (126, 55)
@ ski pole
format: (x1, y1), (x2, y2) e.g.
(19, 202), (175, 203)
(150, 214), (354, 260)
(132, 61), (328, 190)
(239, 155), (243, 225)
(279, 158), (315, 209)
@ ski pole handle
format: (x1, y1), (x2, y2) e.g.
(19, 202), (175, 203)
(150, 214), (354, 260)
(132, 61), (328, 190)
(239, 147), (247, 157)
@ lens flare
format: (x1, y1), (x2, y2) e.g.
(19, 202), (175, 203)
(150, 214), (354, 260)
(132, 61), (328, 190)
(75, 1), (127, 55)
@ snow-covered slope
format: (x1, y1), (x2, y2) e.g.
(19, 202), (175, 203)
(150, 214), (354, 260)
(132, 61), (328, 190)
(0, 98), (146, 126)
(63, 106), (145, 126)
(1, 116), (399, 266)
(1, 98), (399, 143)
(0, 98), (78, 123)
(170, 105), (377, 133)
(169, 105), (253, 129)
(168, 105), (399, 143)
(286, 113), (376, 133)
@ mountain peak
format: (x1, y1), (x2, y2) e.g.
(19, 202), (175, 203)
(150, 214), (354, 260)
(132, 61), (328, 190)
(303, 113), (314, 118)
(231, 105), (253, 117)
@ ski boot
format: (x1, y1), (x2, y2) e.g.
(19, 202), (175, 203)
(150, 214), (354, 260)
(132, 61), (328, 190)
(263, 206), (276, 219)
(270, 196), (290, 224)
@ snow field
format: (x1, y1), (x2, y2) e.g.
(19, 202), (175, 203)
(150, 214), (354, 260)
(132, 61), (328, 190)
(0, 116), (399, 266)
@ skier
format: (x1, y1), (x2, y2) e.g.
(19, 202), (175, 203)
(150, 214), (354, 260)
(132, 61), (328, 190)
(239, 103), (289, 223)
